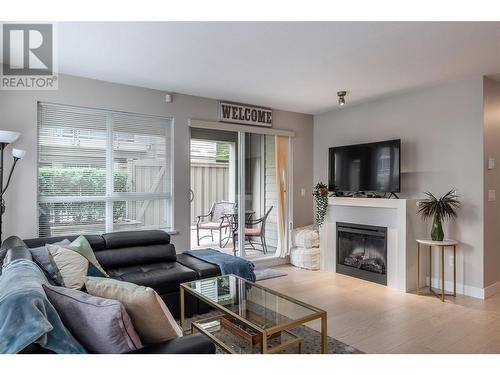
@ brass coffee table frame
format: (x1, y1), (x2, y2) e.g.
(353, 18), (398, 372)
(191, 315), (305, 354)
(180, 274), (328, 354)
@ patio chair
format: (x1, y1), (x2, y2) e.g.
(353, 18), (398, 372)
(196, 201), (235, 247)
(233, 206), (273, 255)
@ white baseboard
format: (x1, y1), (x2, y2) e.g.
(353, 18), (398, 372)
(484, 280), (500, 299)
(253, 256), (289, 269)
(258, 261), (496, 299)
(425, 276), (485, 299)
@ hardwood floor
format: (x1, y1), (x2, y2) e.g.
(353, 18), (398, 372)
(257, 265), (500, 353)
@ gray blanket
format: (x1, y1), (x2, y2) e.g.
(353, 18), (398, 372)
(0, 259), (86, 353)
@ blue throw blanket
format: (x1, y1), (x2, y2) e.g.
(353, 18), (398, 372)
(0, 259), (86, 354)
(184, 249), (256, 282)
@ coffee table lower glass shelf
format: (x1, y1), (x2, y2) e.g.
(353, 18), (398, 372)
(192, 315), (304, 354)
(180, 274), (327, 354)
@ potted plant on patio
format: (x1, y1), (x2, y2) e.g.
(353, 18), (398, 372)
(417, 188), (460, 241)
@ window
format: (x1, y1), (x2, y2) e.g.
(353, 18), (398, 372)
(38, 103), (173, 237)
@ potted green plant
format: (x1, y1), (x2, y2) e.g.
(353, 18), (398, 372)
(313, 182), (329, 228)
(417, 189), (460, 241)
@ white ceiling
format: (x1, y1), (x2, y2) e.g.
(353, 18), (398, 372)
(56, 22), (500, 114)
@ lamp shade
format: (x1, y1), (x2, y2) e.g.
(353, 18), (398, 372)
(12, 148), (26, 159)
(0, 130), (20, 144)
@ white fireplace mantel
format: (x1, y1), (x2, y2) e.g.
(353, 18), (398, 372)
(320, 197), (425, 292)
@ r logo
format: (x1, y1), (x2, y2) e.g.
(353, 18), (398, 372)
(2, 24), (53, 76)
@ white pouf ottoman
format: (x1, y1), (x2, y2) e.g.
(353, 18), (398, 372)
(290, 247), (320, 270)
(290, 225), (320, 270)
(291, 225), (320, 249)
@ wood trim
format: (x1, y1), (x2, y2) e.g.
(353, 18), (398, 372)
(189, 119), (295, 137)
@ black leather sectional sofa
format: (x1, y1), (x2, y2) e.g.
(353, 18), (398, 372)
(23, 230), (221, 318)
(6, 229), (223, 354)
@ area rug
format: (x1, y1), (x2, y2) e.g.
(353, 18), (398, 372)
(183, 311), (364, 354)
(254, 268), (288, 281)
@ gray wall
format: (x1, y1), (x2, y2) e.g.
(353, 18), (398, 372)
(483, 77), (500, 288)
(314, 77), (485, 293)
(0, 73), (313, 251)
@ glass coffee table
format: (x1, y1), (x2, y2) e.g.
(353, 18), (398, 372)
(180, 274), (327, 354)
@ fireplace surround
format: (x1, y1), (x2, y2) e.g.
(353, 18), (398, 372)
(320, 197), (424, 292)
(336, 222), (387, 285)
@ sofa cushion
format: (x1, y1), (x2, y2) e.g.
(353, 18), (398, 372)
(95, 243), (177, 269)
(43, 284), (143, 353)
(131, 334), (216, 354)
(84, 277), (183, 344)
(175, 254), (221, 279)
(0, 237), (24, 271)
(106, 262), (198, 295)
(102, 230), (170, 249)
(24, 234), (106, 251)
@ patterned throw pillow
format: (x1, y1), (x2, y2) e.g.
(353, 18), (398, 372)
(85, 277), (183, 344)
(47, 236), (108, 289)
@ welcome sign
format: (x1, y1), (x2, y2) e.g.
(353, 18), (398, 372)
(219, 101), (272, 127)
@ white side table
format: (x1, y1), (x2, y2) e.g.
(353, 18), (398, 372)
(416, 239), (458, 302)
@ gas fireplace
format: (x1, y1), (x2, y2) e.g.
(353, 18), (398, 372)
(336, 222), (387, 285)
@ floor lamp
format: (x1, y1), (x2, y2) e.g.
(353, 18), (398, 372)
(0, 130), (26, 244)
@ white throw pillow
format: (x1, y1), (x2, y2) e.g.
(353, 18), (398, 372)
(47, 244), (89, 289)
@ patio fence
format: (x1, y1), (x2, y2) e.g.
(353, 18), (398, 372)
(190, 161), (230, 224)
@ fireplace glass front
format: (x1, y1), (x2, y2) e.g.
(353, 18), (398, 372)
(336, 222), (387, 285)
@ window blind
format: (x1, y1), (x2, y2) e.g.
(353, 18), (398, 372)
(38, 103), (173, 237)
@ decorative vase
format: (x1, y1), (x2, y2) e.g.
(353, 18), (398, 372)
(431, 214), (444, 241)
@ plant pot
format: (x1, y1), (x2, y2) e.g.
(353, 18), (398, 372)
(431, 214), (444, 241)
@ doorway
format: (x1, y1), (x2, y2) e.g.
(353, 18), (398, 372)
(189, 127), (291, 260)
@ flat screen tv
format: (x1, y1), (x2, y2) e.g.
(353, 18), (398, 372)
(328, 139), (401, 193)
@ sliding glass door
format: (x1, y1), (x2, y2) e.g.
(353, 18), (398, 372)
(241, 133), (290, 258)
(190, 128), (240, 253)
(190, 127), (291, 260)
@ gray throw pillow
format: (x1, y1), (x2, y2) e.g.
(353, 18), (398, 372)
(43, 284), (143, 353)
(30, 239), (70, 285)
(85, 277), (183, 344)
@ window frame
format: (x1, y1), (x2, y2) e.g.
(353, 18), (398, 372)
(37, 102), (174, 236)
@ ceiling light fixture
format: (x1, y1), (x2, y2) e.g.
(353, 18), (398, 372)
(337, 91), (347, 106)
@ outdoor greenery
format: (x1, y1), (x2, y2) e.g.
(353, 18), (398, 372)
(216, 142), (230, 162)
(39, 167), (129, 224)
